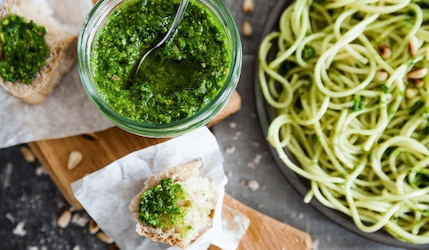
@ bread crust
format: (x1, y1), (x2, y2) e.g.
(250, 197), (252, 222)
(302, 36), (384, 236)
(0, 0), (78, 104)
(129, 160), (216, 248)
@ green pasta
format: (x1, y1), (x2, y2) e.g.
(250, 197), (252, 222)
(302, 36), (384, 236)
(259, 0), (429, 244)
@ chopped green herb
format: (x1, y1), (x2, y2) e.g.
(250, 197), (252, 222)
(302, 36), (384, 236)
(410, 101), (425, 115)
(351, 96), (364, 112)
(0, 14), (49, 83)
(381, 85), (389, 94)
(91, 0), (230, 124)
(139, 178), (189, 229)
(302, 45), (315, 60)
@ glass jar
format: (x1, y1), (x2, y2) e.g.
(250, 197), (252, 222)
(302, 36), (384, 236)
(78, 0), (242, 137)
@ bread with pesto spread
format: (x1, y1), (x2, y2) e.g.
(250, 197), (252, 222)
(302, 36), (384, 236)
(0, 0), (78, 104)
(129, 160), (217, 248)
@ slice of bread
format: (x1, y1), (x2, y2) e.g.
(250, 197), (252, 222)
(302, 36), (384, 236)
(0, 0), (78, 104)
(129, 160), (216, 248)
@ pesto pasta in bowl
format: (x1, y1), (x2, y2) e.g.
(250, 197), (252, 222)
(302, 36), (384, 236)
(256, 0), (429, 248)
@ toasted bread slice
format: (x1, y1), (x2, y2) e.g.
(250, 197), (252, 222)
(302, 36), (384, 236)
(0, 0), (78, 104)
(129, 160), (216, 248)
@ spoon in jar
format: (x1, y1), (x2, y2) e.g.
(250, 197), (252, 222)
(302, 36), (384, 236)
(133, 0), (190, 80)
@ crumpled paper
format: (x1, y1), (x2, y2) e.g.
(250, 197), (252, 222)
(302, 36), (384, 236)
(0, 0), (113, 149)
(71, 127), (250, 250)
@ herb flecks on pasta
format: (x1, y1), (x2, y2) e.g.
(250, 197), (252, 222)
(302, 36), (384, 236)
(259, 0), (429, 244)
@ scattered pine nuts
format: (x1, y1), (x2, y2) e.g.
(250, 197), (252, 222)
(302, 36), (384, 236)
(96, 231), (114, 244)
(405, 87), (418, 99)
(375, 70), (389, 81)
(407, 68), (427, 79)
(377, 44), (392, 59)
(242, 20), (253, 37)
(89, 219), (100, 235)
(57, 209), (72, 228)
(67, 151), (83, 170)
(20, 146), (36, 163)
(408, 36), (419, 57)
(243, 0), (254, 14)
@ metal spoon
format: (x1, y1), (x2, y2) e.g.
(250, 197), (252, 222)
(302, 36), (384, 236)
(133, 0), (190, 80)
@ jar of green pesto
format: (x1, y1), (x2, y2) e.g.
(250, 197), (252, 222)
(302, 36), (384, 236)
(78, 0), (242, 137)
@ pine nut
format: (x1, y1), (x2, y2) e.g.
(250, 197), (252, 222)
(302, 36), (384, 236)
(57, 209), (72, 228)
(67, 151), (83, 170)
(242, 20), (253, 37)
(243, 0), (254, 14)
(96, 231), (114, 244)
(407, 68), (428, 79)
(375, 70), (389, 81)
(20, 146), (35, 163)
(89, 219), (99, 234)
(408, 36), (419, 57)
(405, 88), (418, 99)
(410, 78), (424, 88)
(377, 44), (391, 59)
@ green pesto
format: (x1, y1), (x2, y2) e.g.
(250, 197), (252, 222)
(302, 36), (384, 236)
(91, 0), (230, 124)
(0, 14), (50, 84)
(139, 178), (190, 230)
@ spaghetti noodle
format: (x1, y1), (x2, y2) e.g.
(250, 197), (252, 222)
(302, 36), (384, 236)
(259, 0), (429, 244)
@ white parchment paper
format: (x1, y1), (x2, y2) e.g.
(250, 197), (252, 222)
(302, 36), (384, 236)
(0, 0), (113, 149)
(71, 127), (249, 250)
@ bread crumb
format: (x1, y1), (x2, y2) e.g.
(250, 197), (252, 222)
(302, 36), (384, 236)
(35, 165), (48, 176)
(228, 122), (237, 129)
(71, 213), (89, 227)
(233, 131), (242, 141)
(253, 153), (263, 164)
(225, 145), (236, 154)
(241, 179), (260, 191)
(247, 180), (260, 191)
(247, 162), (255, 169)
(13, 221), (27, 236)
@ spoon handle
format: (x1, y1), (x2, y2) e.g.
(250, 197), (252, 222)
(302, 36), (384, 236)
(134, 0), (190, 78)
(159, 0), (190, 47)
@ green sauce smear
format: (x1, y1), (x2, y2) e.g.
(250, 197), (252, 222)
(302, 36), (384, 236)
(0, 14), (50, 83)
(139, 178), (191, 230)
(91, 0), (230, 124)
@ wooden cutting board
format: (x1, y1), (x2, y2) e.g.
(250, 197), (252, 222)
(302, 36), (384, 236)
(29, 91), (312, 249)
